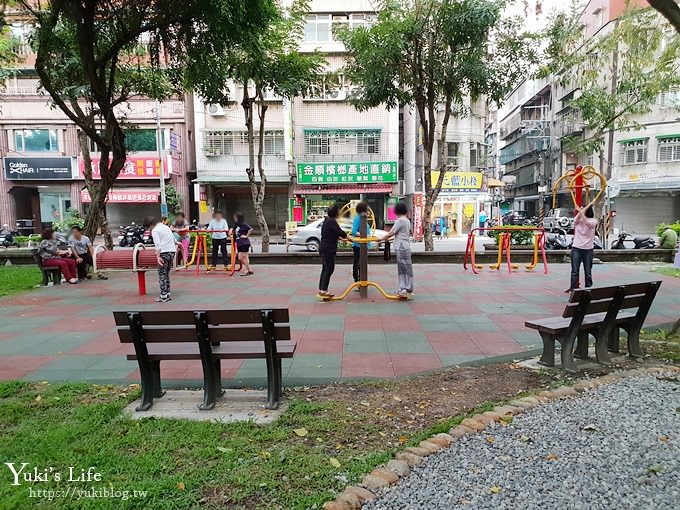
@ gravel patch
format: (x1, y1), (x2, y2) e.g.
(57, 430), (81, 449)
(364, 374), (680, 510)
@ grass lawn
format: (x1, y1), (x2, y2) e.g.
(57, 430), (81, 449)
(0, 265), (41, 297)
(0, 366), (550, 510)
(652, 266), (680, 278)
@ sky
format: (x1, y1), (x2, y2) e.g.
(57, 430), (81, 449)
(504, 0), (583, 30)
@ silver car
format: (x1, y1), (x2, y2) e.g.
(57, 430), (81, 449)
(289, 219), (388, 252)
(543, 208), (575, 232)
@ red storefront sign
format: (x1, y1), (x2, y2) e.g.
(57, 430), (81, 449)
(412, 192), (424, 241)
(78, 156), (171, 179)
(80, 188), (160, 203)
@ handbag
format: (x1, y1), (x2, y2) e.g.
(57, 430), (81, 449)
(383, 240), (391, 262)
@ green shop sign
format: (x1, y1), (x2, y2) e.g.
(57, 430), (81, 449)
(296, 161), (398, 184)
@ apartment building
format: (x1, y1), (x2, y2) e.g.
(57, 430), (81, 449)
(0, 12), (194, 233)
(194, 0), (400, 232)
(500, 0), (679, 234)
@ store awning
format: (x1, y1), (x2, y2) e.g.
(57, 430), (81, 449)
(656, 133), (680, 139)
(617, 137), (647, 144)
(487, 177), (506, 188)
(294, 184), (394, 195)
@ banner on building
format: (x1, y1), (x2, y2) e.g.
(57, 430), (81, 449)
(78, 156), (173, 179)
(80, 188), (160, 203)
(412, 192), (424, 241)
(431, 171), (484, 191)
(296, 161), (398, 184)
(3, 157), (77, 180)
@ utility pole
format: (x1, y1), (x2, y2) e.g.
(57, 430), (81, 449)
(157, 102), (168, 217)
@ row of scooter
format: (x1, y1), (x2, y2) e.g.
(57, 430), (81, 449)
(545, 228), (656, 250)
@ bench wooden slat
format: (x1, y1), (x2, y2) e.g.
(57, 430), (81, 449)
(526, 311), (636, 335)
(117, 325), (291, 343)
(126, 341), (297, 361)
(563, 294), (647, 317)
(568, 282), (658, 303)
(113, 308), (290, 326)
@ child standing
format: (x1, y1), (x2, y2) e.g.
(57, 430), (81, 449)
(318, 204), (348, 298)
(232, 212), (254, 276)
(144, 216), (177, 303)
(208, 211), (229, 269)
(171, 212), (190, 263)
(351, 201), (370, 285)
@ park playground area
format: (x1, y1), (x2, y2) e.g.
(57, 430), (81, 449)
(1, 261), (678, 385)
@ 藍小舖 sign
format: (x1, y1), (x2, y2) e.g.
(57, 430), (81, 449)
(431, 171), (484, 191)
(3, 157), (76, 180)
(296, 161), (398, 184)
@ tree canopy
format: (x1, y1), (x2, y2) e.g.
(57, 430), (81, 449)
(13, 0), (274, 243)
(544, 3), (680, 156)
(341, 0), (538, 250)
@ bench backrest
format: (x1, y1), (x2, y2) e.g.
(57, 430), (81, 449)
(563, 281), (662, 320)
(114, 309), (290, 344)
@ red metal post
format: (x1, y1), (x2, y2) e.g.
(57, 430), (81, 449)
(137, 271), (147, 296)
(574, 165), (584, 208)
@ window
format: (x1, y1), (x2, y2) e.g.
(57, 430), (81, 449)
(262, 131), (284, 155)
(14, 129), (58, 152)
(306, 132), (330, 155)
(658, 87), (680, 108)
(447, 142), (460, 166)
(304, 129), (380, 155)
(620, 139), (647, 165)
(203, 131), (234, 156)
(89, 129), (167, 152)
(470, 142), (479, 168)
(657, 137), (680, 162)
(304, 14), (331, 42)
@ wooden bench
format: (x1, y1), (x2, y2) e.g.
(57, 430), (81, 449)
(32, 249), (61, 286)
(114, 309), (295, 411)
(525, 281), (661, 372)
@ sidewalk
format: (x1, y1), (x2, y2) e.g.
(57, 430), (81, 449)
(0, 262), (677, 386)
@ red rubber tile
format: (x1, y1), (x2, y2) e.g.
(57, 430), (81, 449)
(342, 353), (394, 377)
(0, 356), (55, 379)
(380, 315), (422, 331)
(390, 353), (442, 376)
(425, 332), (484, 355)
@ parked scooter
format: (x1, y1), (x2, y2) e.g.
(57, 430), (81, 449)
(545, 228), (604, 250)
(118, 223), (145, 247)
(611, 231), (655, 249)
(0, 225), (19, 248)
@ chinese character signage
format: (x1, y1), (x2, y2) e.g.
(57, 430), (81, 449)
(79, 156), (170, 179)
(412, 192), (424, 241)
(431, 171), (484, 191)
(3, 157), (77, 180)
(80, 188), (160, 203)
(296, 161), (398, 184)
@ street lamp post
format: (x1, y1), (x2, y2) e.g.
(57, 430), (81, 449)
(157, 102), (167, 217)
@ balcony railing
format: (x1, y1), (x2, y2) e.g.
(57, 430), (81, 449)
(197, 155), (290, 181)
(0, 85), (41, 95)
(298, 153), (386, 163)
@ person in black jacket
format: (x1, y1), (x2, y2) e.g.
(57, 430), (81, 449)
(318, 204), (348, 297)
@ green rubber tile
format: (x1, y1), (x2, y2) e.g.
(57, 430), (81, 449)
(288, 354), (341, 379)
(439, 354), (487, 366)
(459, 322), (502, 332)
(0, 316), (57, 332)
(235, 358), (294, 379)
(419, 322), (464, 332)
(378, 303), (414, 315)
(344, 331), (388, 353)
(346, 303), (381, 315)
(454, 314), (493, 323)
(385, 332), (433, 354)
(510, 331), (540, 345)
(306, 315), (345, 331)
(417, 314), (458, 324)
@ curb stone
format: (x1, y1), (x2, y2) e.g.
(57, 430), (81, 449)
(324, 366), (680, 509)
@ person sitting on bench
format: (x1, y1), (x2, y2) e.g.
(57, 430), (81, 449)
(38, 228), (78, 284)
(68, 226), (107, 281)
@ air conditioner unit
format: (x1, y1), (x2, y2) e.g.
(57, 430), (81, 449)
(208, 104), (225, 116)
(326, 89), (346, 100)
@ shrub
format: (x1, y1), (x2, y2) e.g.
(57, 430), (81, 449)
(657, 221), (680, 237)
(52, 208), (85, 232)
(488, 226), (535, 246)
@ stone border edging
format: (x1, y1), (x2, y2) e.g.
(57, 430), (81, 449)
(321, 365), (680, 510)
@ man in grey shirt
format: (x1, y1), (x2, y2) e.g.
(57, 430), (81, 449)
(68, 226), (106, 280)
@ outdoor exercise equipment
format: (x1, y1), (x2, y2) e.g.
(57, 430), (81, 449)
(93, 243), (179, 295)
(339, 202), (377, 232)
(464, 227), (548, 275)
(318, 214), (407, 302)
(184, 230), (241, 276)
(552, 165), (607, 209)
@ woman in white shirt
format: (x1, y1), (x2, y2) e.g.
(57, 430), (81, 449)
(381, 202), (413, 298)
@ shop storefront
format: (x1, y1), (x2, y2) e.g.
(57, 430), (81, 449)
(293, 161), (399, 227)
(2, 156), (80, 232)
(78, 155), (175, 227)
(430, 171), (490, 235)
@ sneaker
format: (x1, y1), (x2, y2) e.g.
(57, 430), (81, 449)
(154, 295), (172, 303)
(97, 273), (108, 280)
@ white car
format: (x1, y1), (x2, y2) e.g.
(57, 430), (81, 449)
(289, 219), (388, 252)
